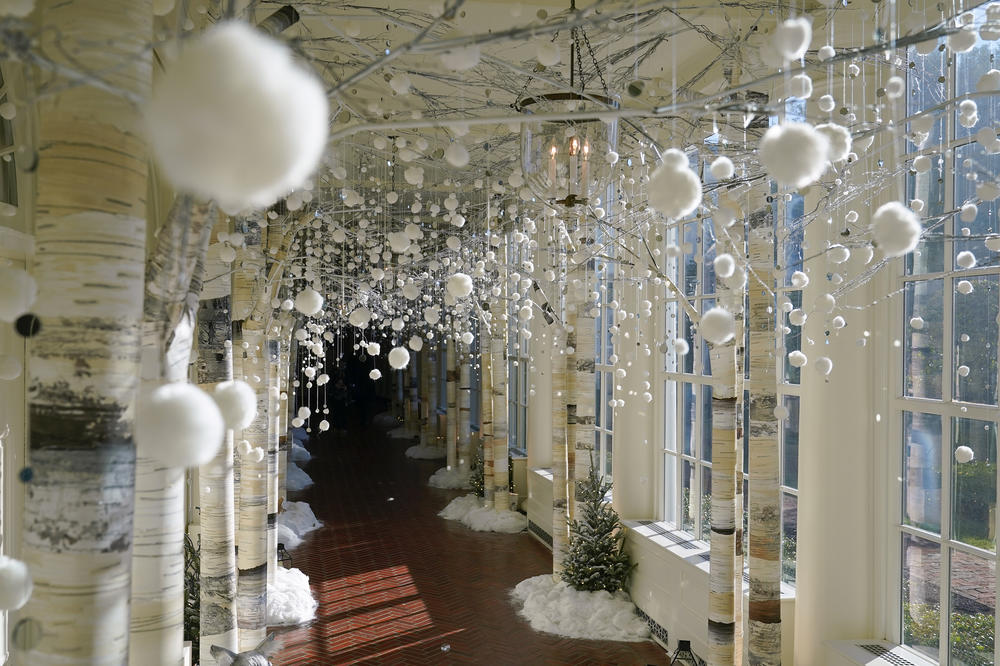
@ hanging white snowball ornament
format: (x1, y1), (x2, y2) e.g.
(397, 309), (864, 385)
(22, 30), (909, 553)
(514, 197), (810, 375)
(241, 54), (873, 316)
(536, 40), (560, 66)
(147, 22), (329, 211)
(0, 354), (22, 380)
(369, 368), (382, 381)
(871, 201), (921, 257)
(788, 309), (807, 327)
(409, 335), (424, 351)
(647, 149), (702, 219)
(818, 44), (835, 61)
(423, 306), (441, 325)
(827, 245), (851, 264)
(672, 338), (690, 356)
(318, 419), (330, 432)
(790, 271), (810, 289)
(349, 307), (372, 328)
(388, 346), (410, 370)
(759, 122), (829, 188)
(958, 365), (971, 377)
(815, 123), (852, 162)
(956, 251), (977, 269)
(294, 288), (324, 316)
(440, 43), (481, 71)
(885, 76), (906, 99)
(978, 69), (1000, 92)
(709, 156), (735, 180)
(787, 73), (813, 99)
(773, 17), (812, 61)
(461, 331), (474, 345)
(960, 203), (979, 222)
(213, 380), (258, 430)
(947, 25), (977, 53)
(699, 307), (735, 345)
(298, 406), (311, 420)
(713, 253), (736, 279)
(815, 356), (833, 375)
(446, 272), (474, 298)
(444, 142), (470, 168)
(0, 557), (32, 611)
(955, 445), (975, 463)
(136, 383), (225, 468)
(788, 350), (807, 368)
(366, 342), (381, 356)
(817, 94), (836, 113)
(910, 316), (926, 330)
(0, 265), (36, 322)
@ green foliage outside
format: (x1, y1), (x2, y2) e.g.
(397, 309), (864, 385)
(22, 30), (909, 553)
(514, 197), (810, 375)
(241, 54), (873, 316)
(904, 602), (994, 665)
(561, 459), (634, 593)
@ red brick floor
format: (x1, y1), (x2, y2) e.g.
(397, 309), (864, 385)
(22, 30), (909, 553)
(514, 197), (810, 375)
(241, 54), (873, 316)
(270, 424), (670, 665)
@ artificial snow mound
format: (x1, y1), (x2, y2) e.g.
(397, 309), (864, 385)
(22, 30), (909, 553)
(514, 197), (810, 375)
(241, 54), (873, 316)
(286, 462), (314, 492)
(278, 500), (322, 545)
(276, 522), (302, 550)
(267, 566), (317, 626)
(405, 444), (446, 460)
(388, 425), (419, 439)
(147, 22), (328, 211)
(428, 466), (471, 489)
(439, 494), (526, 533)
(510, 575), (649, 642)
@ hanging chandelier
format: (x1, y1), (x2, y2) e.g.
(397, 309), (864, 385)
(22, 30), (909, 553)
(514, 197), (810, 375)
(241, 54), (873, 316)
(515, 1), (619, 209)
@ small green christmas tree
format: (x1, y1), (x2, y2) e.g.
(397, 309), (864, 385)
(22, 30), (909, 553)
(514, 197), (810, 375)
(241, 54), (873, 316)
(470, 444), (485, 498)
(560, 457), (634, 593)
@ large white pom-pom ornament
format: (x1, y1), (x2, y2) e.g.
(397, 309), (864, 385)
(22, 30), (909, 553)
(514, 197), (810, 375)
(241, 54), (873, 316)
(759, 122), (830, 188)
(815, 357), (833, 375)
(709, 156), (734, 180)
(294, 288), (324, 316)
(788, 73), (813, 99)
(136, 383), (225, 467)
(788, 350), (808, 368)
(446, 272), (474, 299)
(815, 123), (852, 162)
(648, 149), (702, 219)
(440, 44), (481, 71)
(461, 331), (474, 345)
(773, 17), (812, 61)
(536, 40), (561, 66)
(0, 557), (32, 611)
(955, 445), (975, 463)
(388, 346), (410, 370)
(0, 266), (36, 323)
(369, 369), (382, 381)
(349, 307), (372, 328)
(213, 380), (258, 430)
(699, 307), (735, 345)
(409, 335), (424, 351)
(147, 22), (329, 211)
(790, 271), (810, 289)
(956, 251), (977, 269)
(445, 142), (470, 168)
(424, 307), (441, 325)
(871, 201), (921, 257)
(713, 253), (736, 279)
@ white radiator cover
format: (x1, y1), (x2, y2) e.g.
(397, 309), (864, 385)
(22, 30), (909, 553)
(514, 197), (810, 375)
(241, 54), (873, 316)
(826, 640), (938, 666)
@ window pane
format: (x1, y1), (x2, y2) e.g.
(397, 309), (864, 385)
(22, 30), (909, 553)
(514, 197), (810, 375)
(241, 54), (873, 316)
(700, 465), (712, 541)
(904, 411), (942, 534)
(902, 532), (941, 658)
(782, 394), (800, 489)
(605, 433), (612, 478)
(703, 219), (716, 296)
(664, 380), (677, 452)
(595, 371), (601, 428)
(683, 222), (698, 297)
(664, 453), (677, 523)
(701, 384), (713, 463)
(950, 550), (996, 666)
(904, 279), (944, 400)
(954, 274), (999, 406)
(681, 459), (695, 533)
(681, 309), (695, 374)
(681, 382), (695, 456)
(702, 298), (715, 376)
(604, 370), (613, 431)
(783, 289), (802, 385)
(953, 417), (997, 552)
(782, 492), (797, 585)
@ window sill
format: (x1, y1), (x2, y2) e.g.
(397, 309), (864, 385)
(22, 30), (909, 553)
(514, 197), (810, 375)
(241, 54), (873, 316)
(624, 519), (796, 599)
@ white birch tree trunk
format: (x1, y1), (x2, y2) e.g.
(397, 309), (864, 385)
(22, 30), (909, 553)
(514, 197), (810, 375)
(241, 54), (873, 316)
(708, 220), (746, 666)
(551, 331), (568, 577)
(264, 337), (279, 586)
(131, 196), (215, 665)
(15, 2), (151, 663)
(568, 286), (597, 510)
(419, 348), (433, 447)
(446, 341), (458, 471)
(195, 292), (238, 662)
(747, 208), (781, 663)
(479, 321), (494, 506)
(457, 360), (471, 472)
(491, 311), (509, 512)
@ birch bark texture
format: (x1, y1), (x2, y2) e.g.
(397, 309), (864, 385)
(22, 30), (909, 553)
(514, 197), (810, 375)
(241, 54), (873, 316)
(707, 220), (746, 666)
(747, 208), (781, 664)
(551, 331), (568, 577)
(196, 294), (238, 662)
(479, 318), (494, 506)
(16, 1), (151, 663)
(457, 359), (471, 472)
(446, 341), (458, 470)
(490, 307), (509, 512)
(131, 196), (215, 666)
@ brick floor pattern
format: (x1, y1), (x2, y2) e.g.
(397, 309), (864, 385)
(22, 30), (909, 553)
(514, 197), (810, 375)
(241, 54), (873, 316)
(269, 424), (670, 665)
